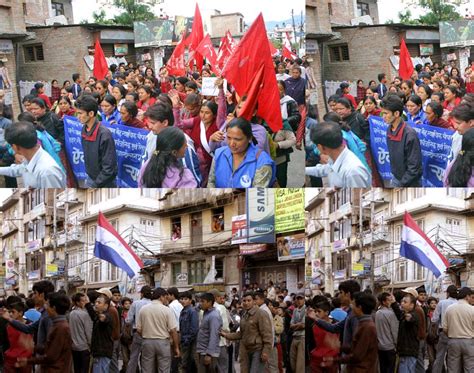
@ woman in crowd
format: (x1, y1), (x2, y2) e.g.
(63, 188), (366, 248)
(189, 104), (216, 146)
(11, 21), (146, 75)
(416, 84), (432, 111)
(405, 95), (428, 125)
(137, 86), (156, 114)
(111, 84), (127, 111)
(139, 127), (197, 188)
(362, 96), (381, 119)
(99, 95), (120, 125)
(56, 96), (76, 119)
(50, 79), (61, 104)
(119, 101), (145, 128)
(425, 102), (452, 129)
(95, 80), (109, 103)
(208, 117), (275, 187)
(400, 80), (414, 104)
(445, 128), (474, 187)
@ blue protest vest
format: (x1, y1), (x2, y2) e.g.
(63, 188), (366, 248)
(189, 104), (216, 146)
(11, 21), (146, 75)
(214, 143), (276, 188)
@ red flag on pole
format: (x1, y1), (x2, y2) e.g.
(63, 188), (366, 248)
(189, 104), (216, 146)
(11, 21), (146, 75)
(268, 39), (279, 57)
(222, 13), (283, 132)
(166, 33), (187, 76)
(188, 3), (204, 72)
(93, 39), (109, 80)
(282, 32), (297, 60)
(399, 38), (414, 80)
(196, 34), (220, 74)
(217, 31), (236, 70)
(238, 63), (265, 121)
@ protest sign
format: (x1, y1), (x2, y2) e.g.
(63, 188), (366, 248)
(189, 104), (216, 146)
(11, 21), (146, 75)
(63, 116), (148, 188)
(369, 116), (454, 187)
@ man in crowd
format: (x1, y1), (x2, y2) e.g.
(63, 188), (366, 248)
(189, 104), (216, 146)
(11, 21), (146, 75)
(179, 291), (199, 373)
(375, 292), (399, 373)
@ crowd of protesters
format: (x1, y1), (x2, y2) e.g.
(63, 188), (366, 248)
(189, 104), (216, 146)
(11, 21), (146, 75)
(0, 55), (314, 188)
(306, 61), (474, 188)
(305, 279), (474, 373)
(0, 278), (308, 373)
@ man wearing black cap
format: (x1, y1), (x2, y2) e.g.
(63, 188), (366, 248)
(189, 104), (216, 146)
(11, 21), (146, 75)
(290, 292), (306, 373)
(443, 287), (474, 372)
(415, 285), (429, 373)
(431, 285), (458, 373)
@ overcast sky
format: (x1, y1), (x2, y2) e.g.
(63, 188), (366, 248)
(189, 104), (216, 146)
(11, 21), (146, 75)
(72, 0), (304, 24)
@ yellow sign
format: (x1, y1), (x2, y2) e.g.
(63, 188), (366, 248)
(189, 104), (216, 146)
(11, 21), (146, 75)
(0, 266), (5, 277)
(46, 264), (58, 277)
(275, 188), (305, 233)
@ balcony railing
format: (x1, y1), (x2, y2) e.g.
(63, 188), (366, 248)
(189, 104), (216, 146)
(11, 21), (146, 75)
(57, 229), (84, 246)
(363, 227), (390, 246)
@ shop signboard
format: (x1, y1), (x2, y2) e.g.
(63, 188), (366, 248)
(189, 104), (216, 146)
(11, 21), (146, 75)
(134, 19), (175, 47)
(277, 233), (305, 261)
(440, 20), (474, 48)
(275, 188), (305, 233)
(246, 188), (275, 243)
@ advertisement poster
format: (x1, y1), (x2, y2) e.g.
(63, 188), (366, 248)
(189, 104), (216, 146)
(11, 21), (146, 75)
(134, 19), (175, 47)
(275, 188), (305, 233)
(239, 244), (267, 255)
(231, 214), (247, 244)
(277, 233), (305, 261)
(246, 188), (275, 243)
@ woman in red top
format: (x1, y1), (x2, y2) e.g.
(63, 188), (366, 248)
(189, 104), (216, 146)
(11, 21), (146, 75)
(172, 79), (226, 185)
(56, 96), (76, 119)
(443, 85), (462, 127)
(362, 96), (382, 119)
(4, 302), (33, 373)
(137, 86), (156, 113)
(119, 101), (145, 128)
(50, 80), (61, 104)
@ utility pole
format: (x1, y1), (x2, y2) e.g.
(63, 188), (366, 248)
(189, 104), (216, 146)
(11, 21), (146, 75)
(369, 189), (375, 291)
(291, 9), (297, 44)
(64, 189), (69, 293)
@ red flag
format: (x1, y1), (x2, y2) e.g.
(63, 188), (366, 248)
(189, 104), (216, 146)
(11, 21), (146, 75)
(196, 34), (220, 74)
(399, 38), (414, 80)
(93, 39), (109, 80)
(222, 14), (282, 132)
(268, 39), (278, 57)
(217, 31), (236, 70)
(239, 63), (265, 121)
(188, 3), (204, 72)
(282, 32), (297, 60)
(166, 33), (187, 76)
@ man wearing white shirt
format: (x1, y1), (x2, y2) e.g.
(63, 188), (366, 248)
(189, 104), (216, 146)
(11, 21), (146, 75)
(305, 121), (371, 187)
(0, 121), (66, 188)
(209, 288), (230, 373)
(167, 287), (183, 373)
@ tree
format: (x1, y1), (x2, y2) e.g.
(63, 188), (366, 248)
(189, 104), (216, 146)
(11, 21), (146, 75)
(90, 0), (157, 26)
(386, 0), (462, 25)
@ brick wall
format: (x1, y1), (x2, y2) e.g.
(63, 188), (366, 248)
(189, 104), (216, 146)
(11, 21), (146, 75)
(323, 26), (398, 85)
(18, 26), (93, 85)
(211, 14), (244, 38)
(24, 0), (51, 25)
(329, 0), (356, 26)
(0, 0), (27, 33)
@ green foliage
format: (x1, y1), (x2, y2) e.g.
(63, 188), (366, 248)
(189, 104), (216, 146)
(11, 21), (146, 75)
(394, 0), (462, 26)
(91, 0), (156, 26)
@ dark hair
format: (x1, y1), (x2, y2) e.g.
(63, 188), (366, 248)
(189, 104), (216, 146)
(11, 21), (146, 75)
(112, 84), (127, 99)
(121, 297), (132, 305)
(278, 79), (286, 92)
(101, 94), (117, 107)
(48, 292), (71, 315)
(327, 95), (340, 104)
(126, 92), (139, 102)
(22, 94), (36, 104)
(121, 101), (138, 118)
(176, 76), (189, 86)
(315, 300), (331, 313)
(144, 103), (174, 125)
(427, 296), (438, 305)
(140, 285), (153, 299)
(447, 128), (474, 187)
(417, 84), (432, 98)
(184, 93), (201, 106)
(32, 280), (55, 300)
(30, 97), (48, 109)
(201, 292), (215, 303)
(458, 287), (472, 299)
(72, 73), (80, 82)
(202, 101), (218, 116)
(310, 121), (343, 149)
(228, 117), (258, 145)
(138, 85), (153, 98)
(427, 101), (443, 118)
(58, 96), (72, 106)
(364, 95), (377, 106)
(377, 73), (386, 82)
(444, 85), (459, 97)
(167, 287), (179, 299)
(447, 285), (458, 298)
(432, 92), (444, 102)
(450, 102), (474, 122)
(402, 80), (414, 90)
(185, 81), (198, 91)
(8, 301), (26, 313)
(254, 291), (265, 300)
(243, 291), (254, 299)
(377, 292), (392, 304)
(77, 96), (99, 116)
(354, 292), (376, 314)
(5, 121), (38, 149)
(141, 127), (186, 187)
(71, 292), (86, 304)
(34, 82), (44, 90)
(338, 280), (361, 300)
(331, 297), (342, 309)
(180, 291), (193, 300)
(335, 97), (353, 110)
(96, 79), (109, 90)
(381, 95), (404, 117)
(407, 95), (423, 107)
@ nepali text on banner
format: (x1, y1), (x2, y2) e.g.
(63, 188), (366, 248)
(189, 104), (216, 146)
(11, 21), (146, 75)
(63, 116), (148, 188)
(368, 115), (454, 187)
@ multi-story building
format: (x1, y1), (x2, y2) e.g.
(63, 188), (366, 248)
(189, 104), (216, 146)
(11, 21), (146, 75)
(154, 189), (242, 294)
(0, 0), (73, 115)
(306, 188), (473, 297)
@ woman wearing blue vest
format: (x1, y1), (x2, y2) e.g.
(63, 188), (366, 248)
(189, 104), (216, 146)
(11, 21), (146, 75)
(207, 118), (276, 188)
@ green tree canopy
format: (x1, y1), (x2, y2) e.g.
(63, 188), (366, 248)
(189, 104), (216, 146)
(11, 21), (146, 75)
(386, 0), (462, 25)
(89, 0), (157, 26)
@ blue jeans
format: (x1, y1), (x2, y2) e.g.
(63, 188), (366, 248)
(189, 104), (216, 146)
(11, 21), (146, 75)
(399, 356), (417, 373)
(92, 357), (111, 373)
(247, 350), (265, 373)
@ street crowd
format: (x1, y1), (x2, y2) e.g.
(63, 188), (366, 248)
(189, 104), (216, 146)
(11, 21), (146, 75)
(0, 55), (313, 189)
(306, 280), (474, 373)
(305, 61), (474, 188)
(0, 279), (307, 373)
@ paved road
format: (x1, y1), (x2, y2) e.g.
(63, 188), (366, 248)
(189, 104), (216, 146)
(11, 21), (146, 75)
(287, 147), (305, 187)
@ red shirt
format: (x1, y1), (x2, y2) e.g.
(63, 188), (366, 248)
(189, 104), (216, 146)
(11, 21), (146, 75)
(4, 325), (33, 364)
(38, 93), (52, 109)
(137, 97), (156, 112)
(343, 93), (358, 109)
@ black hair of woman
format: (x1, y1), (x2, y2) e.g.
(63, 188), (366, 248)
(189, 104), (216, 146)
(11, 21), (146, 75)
(447, 128), (474, 187)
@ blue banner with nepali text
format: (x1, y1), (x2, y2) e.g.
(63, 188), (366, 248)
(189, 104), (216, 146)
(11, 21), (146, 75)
(368, 116), (454, 187)
(63, 116), (148, 188)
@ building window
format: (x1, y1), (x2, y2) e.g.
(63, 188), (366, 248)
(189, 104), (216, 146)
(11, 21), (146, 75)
(335, 253), (346, 270)
(30, 190), (45, 209)
(239, 18), (244, 33)
(140, 218), (155, 234)
(88, 225), (97, 245)
(398, 260), (407, 282)
(215, 257), (224, 279)
(416, 219), (424, 232)
(90, 260), (101, 283)
(26, 252), (42, 272)
(171, 217), (182, 240)
(51, 2), (64, 16)
(24, 45), (44, 62)
(140, 188), (158, 198)
(108, 263), (118, 281)
(25, 219), (46, 242)
(171, 262), (182, 284)
(23, 2), (27, 15)
(109, 219), (119, 232)
(89, 190), (102, 206)
(412, 188), (425, 199)
(414, 262), (425, 281)
(329, 193), (336, 213)
(211, 207), (224, 232)
(395, 224), (402, 243)
(329, 45), (349, 62)
(187, 260), (206, 284)
(328, 2), (333, 16)
(357, 2), (370, 17)
(237, 194), (246, 215)
(396, 188), (408, 204)
(446, 217), (461, 234)
(106, 189), (118, 200)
